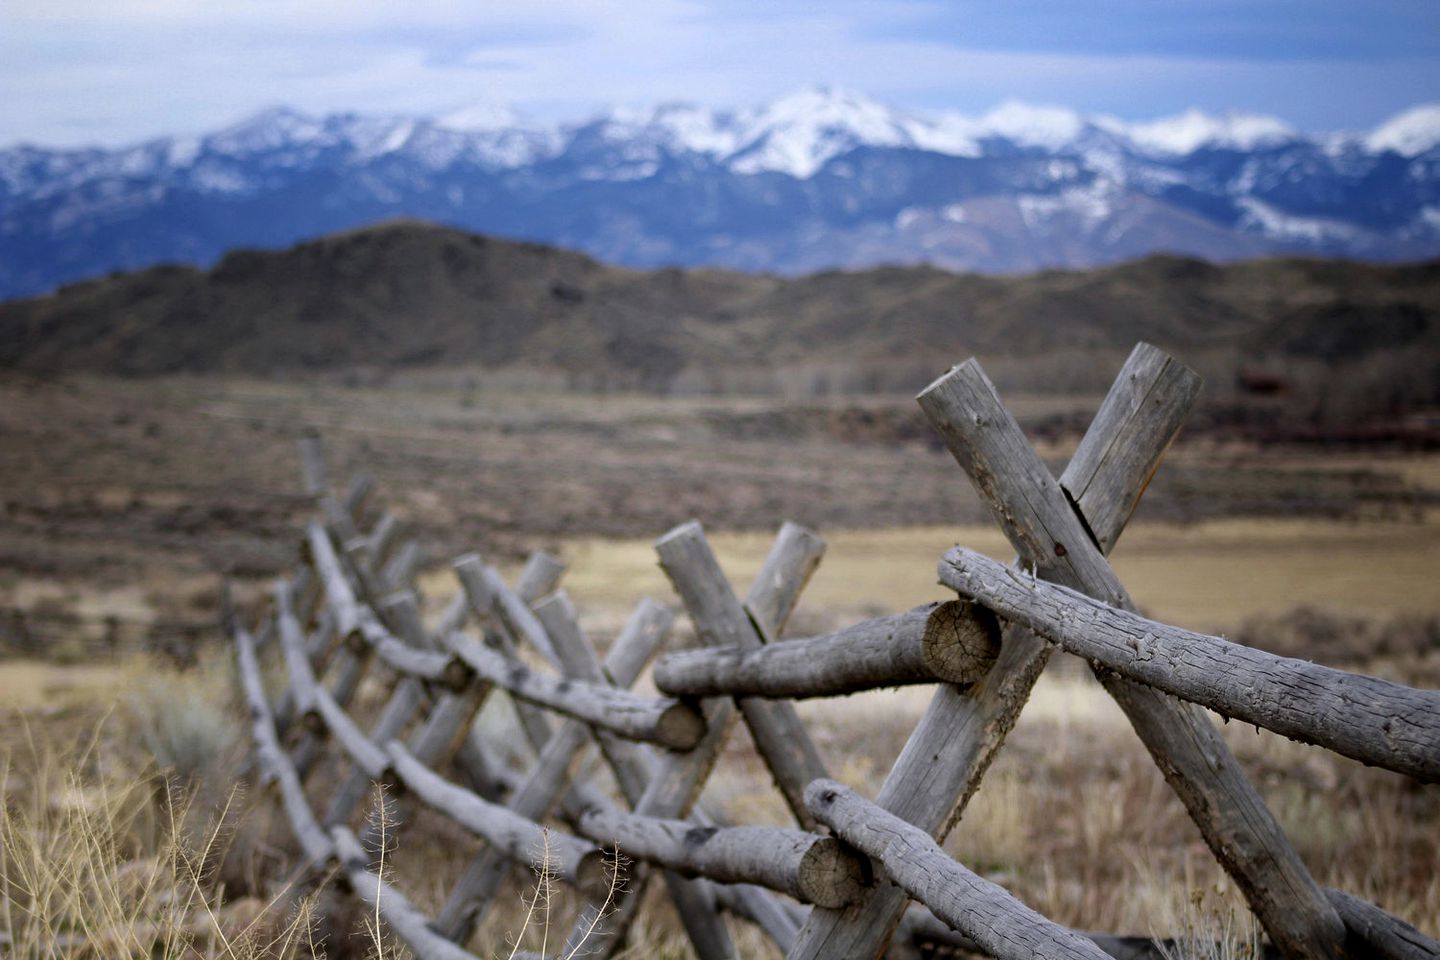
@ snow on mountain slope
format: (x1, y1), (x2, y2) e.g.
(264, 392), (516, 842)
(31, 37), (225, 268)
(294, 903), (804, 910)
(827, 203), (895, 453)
(1366, 104), (1440, 157)
(1114, 109), (1298, 155)
(1, 90), (1438, 299)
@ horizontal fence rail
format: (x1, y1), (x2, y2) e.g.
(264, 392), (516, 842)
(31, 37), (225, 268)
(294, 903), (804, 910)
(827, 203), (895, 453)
(220, 343), (1438, 960)
(939, 546), (1440, 782)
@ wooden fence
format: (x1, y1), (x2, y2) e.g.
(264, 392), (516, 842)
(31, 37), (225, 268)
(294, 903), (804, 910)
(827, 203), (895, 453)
(228, 345), (1440, 960)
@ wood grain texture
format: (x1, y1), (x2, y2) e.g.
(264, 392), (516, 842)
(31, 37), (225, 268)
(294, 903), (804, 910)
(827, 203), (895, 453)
(443, 631), (704, 749)
(1059, 343), (1204, 555)
(787, 344), (1206, 960)
(808, 781), (1110, 960)
(656, 520), (829, 831)
(744, 520), (826, 643)
(434, 597), (673, 943)
(942, 546), (1440, 782)
(917, 358), (1345, 959)
(385, 742), (610, 899)
(653, 600), (998, 699)
(576, 807), (866, 909)
(554, 523), (826, 960)
(533, 589), (738, 960)
(1324, 888), (1440, 960)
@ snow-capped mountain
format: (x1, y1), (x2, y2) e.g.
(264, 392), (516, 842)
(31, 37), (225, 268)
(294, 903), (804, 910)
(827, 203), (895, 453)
(3, 87), (1439, 299)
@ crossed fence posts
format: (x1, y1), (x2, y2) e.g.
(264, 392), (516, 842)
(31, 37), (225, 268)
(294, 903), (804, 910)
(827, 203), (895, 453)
(227, 342), (1440, 960)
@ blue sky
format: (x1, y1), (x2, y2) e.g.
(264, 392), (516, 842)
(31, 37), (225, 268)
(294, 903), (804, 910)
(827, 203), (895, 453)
(4, 0), (1439, 147)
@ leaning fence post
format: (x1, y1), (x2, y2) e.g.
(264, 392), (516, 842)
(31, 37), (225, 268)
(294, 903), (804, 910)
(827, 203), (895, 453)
(536, 591), (736, 960)
(656, 520), (830, 831)
(432, 595), (675, 945)
(787, 343), (1206, 960)
(541, 522), (825, 959)
(916, 356), (1346, 959)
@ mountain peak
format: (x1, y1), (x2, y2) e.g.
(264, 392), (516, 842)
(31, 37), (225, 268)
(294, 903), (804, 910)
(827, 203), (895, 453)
(208, 106), (323, 153)
(974, 100), (1086, 150)
(730, 86), (915, 176)
(1117, 108), (1297, 155)
(437, 100), (525, 133)
(1366, 103), (1440, 156)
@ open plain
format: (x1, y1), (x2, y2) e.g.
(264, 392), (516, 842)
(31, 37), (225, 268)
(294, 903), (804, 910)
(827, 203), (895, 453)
(2, 364), (1438, 957)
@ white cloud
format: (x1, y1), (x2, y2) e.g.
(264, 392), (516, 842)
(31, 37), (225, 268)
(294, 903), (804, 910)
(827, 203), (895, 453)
(1, 0), (1436, 147)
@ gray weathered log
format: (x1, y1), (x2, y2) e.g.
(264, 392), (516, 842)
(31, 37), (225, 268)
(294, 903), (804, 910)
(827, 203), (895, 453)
(385, 742), (611, 899)
(313, 686), (390, 781)
(233, 623), (332, 866)
(274, 579), (322, 732)
(331, 826), (479, 960)
(535, 591), (737, 960)
(409, 681), (493, 769)
(744, 520), (826, 642)
(323, 675), (426, 828)
(915, 356), (1345, 959)
(893, 907), (1263, 960)
(358, 622), (468, 687)
(576, 807), (865, 909)
(434, 598), (674, 942)
(306, 522), (364, 635)
(367, 512), (403, 568)
(321, 493), (362, 546)
(343, 473), (374, 520)
(656, 520), (830, 830)
(273, 580), (337, 738)
(381, 540), (425, 594)
(516, 551), (567, 604)
(453, 554), (560, 753)
(483, 562), (560, 666)
(787, 342), (1207, 959)
(941, 546), (1440, 782)
(443, 630), (704, 749)
(807, 780), (1110, 960)
(1324, 888), (1440, 960)
(432, 592), (470, 644)
(534, 593), (659, 802)
(562, 523), (823, 959)
(653, 600), (999, 699)
(355, 677), (495, 853)
(323, 639), (373, 715)
(304, 606), (340, 671)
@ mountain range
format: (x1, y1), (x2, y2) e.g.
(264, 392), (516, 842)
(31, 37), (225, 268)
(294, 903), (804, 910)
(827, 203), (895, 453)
(3, 88), (1440, 300)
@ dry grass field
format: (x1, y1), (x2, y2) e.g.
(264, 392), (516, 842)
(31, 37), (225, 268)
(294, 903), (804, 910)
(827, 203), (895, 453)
(2, 370), (1438, 957)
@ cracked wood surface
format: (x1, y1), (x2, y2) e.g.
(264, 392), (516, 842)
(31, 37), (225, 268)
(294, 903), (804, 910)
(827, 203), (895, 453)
(653, 600), (999, 699)
(913, 354), (1345, 959)
(787, 343), (1219, 959)
(808, 780), (1112, 960)
(941, 546), (1440, 782)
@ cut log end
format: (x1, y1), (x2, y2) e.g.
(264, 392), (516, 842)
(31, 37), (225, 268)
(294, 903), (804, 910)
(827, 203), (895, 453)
(656, 701), (708, 750)
(441, 658), (474, 692)
(797, 836), (870, 908)
(922, 599), (1002, 684)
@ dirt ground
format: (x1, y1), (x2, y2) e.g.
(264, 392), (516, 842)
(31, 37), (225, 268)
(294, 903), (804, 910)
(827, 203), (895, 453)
(2, 371), (1437, 661)
(2, 370), (1438, 956)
